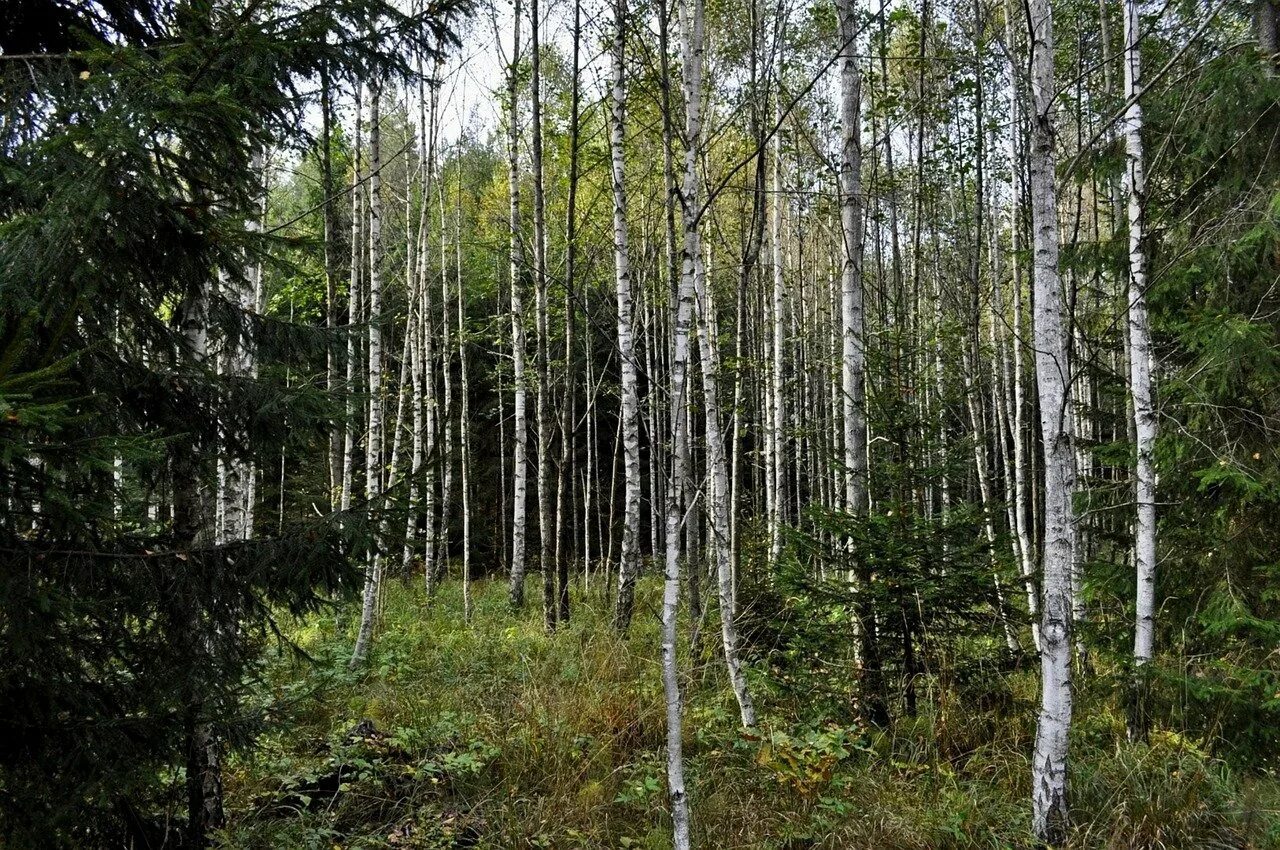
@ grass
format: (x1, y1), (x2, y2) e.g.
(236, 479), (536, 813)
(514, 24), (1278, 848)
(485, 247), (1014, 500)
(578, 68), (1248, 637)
(219, 577), (1280, 849)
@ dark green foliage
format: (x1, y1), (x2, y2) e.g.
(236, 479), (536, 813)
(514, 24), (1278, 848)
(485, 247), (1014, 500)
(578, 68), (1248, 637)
(1139, 46), (1280, 769)
(743, 505), (1014, 727)
(0, 0), (467, 843)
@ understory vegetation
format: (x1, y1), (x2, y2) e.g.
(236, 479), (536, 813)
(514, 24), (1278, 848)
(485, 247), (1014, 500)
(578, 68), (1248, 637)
(220, 577), (1280, 849)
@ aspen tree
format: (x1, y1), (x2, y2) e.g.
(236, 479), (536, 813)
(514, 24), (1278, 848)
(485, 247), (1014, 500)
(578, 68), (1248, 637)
(217, 150), (264, 544)
(175, 246), (224, 847)
(838, 0), (866, 517)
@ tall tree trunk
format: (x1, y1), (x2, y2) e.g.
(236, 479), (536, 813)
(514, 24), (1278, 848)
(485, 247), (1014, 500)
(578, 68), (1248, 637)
(402, 115), (425, 573)
(768, 96), (786, 567)
(341, 83), (364, 518)
(1003, 0), (1040, 653)
(218, 151), (264, 544)
(437, 166), (455, 593)
(530, 0), (556, 633)
(176, 272), (223, 848)
(611, 0), (643, 632)
(1123, 0), (1157, 743)
(351, 78), (385, 669)
(507, 2), (530, 610)
(321, 61), (342, 508)
(838, 0), (867, 515)
(660, 0), (705, 842)
(421, 75), (441, 596)
(1026, 0), (1076, 836)
(558, 0), (582, 625)
(837, 0), (885, 726)
(694, 245), (758, 728)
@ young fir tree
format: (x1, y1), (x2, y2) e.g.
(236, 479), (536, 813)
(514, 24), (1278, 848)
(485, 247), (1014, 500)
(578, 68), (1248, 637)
(0, 0), (464, 843)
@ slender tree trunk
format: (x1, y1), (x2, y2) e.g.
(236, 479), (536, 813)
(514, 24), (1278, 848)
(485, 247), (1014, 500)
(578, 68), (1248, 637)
(558, 0), (582, 626)
(421, 77), (441, 596)
(660, 0), (706, 843)
(768, 97), (786, 567)
(1026, 0), (1077, 835)
(694, 244), (758, 728)
(611, 0), (643, 632)
(351, 79), (385, 669)
(176, 271), (223, 849)
(1003, 0), (1040, 652)
(437, 166), (455, 592)
(530, 0), (556, 633)
(1123, 0), (1157, 743)
(218, 151), (264, 544)
(321, 62), (342, 508)
(341, 84), (364, 518)
(402, 141), (425, 572)
(837, 0), (886, 726)
(508, 2), (530, 610)
(838, 0), (867, 515)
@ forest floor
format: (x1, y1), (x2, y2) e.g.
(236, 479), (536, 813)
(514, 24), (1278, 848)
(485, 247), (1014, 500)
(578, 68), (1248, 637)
(221, 577), (1280, 849)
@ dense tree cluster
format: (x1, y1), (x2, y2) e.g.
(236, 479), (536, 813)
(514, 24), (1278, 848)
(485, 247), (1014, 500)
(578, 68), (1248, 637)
(1, 0), (1278, 845)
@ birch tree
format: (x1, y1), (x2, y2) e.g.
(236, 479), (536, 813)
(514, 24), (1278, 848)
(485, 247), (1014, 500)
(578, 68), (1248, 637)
(768, 98), (786, 567)
(341, 84), (364, 517)
(610, 0), (643, 633)
(837, 0), (866, 518)
(351, 78), (385, 669)
(530, 0), (557, 632)
(506, 1), (530, 611)
(694, 247), (758, 728)
(660, 0), (705, 841)
(1122, 0), (1157, 743)
(1026, 0), (1077, 835)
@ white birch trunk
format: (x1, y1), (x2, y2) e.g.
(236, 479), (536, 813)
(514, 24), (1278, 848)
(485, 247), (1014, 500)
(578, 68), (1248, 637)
(1002, 0), (1040, 653)
(351, 80), (384, 669)
(694, 248), (758, 728)
(660, 0), (705, 843)
(610, 0), (643, 632)
(420, 75), (441, 596)
(1123, 0), (1157, 740)
(530, 0), (556, 632)
(438, 170), (455, 591)
(768, 102), (786, 566)
(508, 1), (530, 610)
(1027, 0), (1077, 835)
(837, 0), (867, 515)
(403, 71), (427, 575)
(218, 151), (265, 544)
(341, 85), (363, 518)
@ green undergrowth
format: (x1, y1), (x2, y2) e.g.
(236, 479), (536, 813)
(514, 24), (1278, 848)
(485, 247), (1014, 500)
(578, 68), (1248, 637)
(219, 578), (1280, 849)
